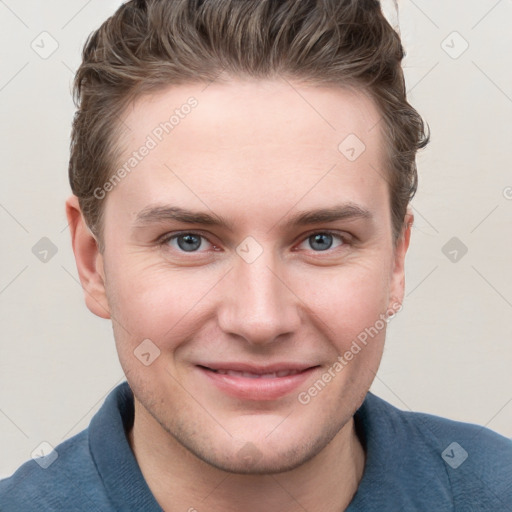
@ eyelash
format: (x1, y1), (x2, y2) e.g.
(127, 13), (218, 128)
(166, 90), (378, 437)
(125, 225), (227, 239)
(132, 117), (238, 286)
(157, 230), (352, 255)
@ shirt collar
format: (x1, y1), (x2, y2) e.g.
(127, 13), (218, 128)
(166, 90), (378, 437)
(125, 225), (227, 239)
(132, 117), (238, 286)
(88, 381), (163, 511)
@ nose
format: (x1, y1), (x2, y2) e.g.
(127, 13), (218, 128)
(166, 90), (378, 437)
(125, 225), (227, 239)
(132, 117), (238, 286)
(216, 248), (302, 346)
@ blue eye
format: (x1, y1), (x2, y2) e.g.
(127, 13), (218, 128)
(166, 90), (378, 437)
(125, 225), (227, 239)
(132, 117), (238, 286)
(309, 233), (333, 251)
(299, 232), (346, 252)
(166, 233), (211, 252)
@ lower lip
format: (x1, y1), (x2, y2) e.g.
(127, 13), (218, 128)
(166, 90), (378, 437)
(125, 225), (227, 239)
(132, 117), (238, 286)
(197, 366), (319, 401)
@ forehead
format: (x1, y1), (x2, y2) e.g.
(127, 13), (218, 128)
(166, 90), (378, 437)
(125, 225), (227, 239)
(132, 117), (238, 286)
(121, 79), (382, 152)
(107, 79), (388, 227)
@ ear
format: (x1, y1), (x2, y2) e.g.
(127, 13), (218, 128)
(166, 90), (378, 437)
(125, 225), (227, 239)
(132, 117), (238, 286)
(388, 207), (413, 308)
(65, 195), (111, 319)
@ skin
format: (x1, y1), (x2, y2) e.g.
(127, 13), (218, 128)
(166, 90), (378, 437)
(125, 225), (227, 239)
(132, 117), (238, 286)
(67, 79), (412, 512)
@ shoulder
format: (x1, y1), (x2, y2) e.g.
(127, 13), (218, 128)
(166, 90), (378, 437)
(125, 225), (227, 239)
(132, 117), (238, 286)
(361, 392), (512, 509)
(403, 404), (512, 508)
(0, 429), (110, 512)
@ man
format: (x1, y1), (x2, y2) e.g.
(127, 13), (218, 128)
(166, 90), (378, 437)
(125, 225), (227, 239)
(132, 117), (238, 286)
(1, 0), (511, 510)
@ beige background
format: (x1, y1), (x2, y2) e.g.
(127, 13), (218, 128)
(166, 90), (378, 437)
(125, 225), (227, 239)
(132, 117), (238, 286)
(1, 0), (511, 478)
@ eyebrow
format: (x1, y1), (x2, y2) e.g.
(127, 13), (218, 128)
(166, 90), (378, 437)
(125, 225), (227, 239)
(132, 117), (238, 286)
(287, 203), (372, 226)
(133, 205), (235, 230)
(133, 202), (373, 231)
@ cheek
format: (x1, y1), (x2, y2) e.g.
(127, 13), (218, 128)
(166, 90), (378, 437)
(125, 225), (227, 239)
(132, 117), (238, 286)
(295, 259), (392, 342)
(105, 259), (222, 344)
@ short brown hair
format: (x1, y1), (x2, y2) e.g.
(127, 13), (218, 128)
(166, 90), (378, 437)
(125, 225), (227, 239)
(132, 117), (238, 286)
(69, 0), (429, 251)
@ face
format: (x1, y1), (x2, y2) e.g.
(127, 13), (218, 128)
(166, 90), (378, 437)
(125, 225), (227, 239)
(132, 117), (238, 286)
(79, 79), (410, 473)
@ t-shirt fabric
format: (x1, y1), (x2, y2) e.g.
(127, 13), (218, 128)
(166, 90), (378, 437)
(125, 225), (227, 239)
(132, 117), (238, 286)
(1, 382), (511, 511)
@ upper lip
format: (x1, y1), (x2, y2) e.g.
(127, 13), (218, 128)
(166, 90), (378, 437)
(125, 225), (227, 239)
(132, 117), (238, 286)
(198, 362), (319, 374)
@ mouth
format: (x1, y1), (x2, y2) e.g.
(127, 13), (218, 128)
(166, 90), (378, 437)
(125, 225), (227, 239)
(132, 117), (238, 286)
(196, 363), (320, 401)
(204, 368), (304, 378)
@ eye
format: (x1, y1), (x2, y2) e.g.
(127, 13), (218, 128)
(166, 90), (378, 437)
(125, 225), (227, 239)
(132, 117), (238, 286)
(161, 232), (214, 252)
(297, 231), (347, 252)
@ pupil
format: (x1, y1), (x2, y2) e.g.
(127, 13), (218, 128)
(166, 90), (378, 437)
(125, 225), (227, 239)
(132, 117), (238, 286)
(178, 234), (201, 251)
(310, 233), (332, 251)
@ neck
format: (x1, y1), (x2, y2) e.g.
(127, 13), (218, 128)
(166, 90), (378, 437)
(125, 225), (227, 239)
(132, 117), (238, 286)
(128, 399), (365, 512)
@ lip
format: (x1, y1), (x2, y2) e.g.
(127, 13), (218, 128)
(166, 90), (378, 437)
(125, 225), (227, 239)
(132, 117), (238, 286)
(196, 363), (320, 401)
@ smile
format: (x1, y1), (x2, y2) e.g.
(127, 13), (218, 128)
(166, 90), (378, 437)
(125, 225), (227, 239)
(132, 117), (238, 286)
(197, 364), (320, 401)
(209, 369), (303, 378)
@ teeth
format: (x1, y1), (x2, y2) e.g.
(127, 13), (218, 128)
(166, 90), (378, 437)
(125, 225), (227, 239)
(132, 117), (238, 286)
(277, 370), (297, 377)
(213, 369), (301, 378)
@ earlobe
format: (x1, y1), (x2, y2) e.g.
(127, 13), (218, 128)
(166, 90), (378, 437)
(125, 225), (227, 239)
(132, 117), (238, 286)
(65, 195), (111, 319)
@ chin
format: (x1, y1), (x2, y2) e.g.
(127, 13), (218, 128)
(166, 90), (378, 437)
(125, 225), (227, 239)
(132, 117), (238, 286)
(197, 444), (319, 475)
(172, 418), (343, 476)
